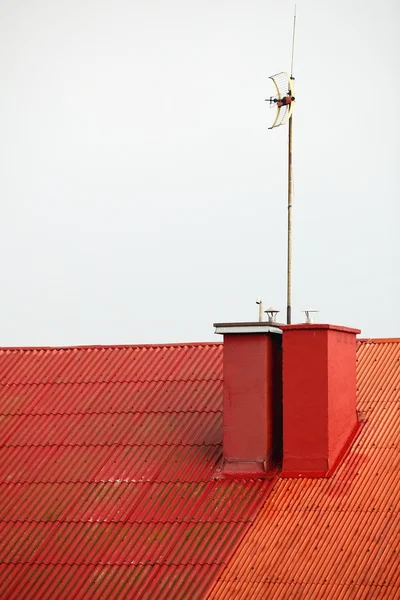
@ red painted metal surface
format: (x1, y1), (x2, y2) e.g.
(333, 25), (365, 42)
(0, 443), (222, 484)
(0, 379), (222, 416)
(221, 332), (282, 475)
(0, 342), (273, 600)
(0, 480), (268, 524)
(282, 324), (359, 476)
(1, 410), (223, 447)
(0, 563), (224, 600)
(0, 343), (223, 386)
(208, 338), (400, 599)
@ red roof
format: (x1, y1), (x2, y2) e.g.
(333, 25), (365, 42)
(0, 338), (399, 599)
(207, 338), (400, 599)
(0, 343), (274, 600)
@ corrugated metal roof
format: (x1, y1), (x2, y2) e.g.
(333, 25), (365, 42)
(1, 410), (223, 446)
(0, 442), (222, 484)
(0, 342), (274, 600)
(208, 338), (400, 599)
(0, 379), (222, 416)
(0, 563), (224, 600)
(0, 343), (222, 386)
(2, 338), (398, 599)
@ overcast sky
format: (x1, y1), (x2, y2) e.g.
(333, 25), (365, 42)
(1, 0), (399, 346)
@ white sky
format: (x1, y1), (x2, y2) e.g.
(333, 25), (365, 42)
(1, 0), (399, 346)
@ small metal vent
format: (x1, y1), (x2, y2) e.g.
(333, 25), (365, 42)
(303, 310), (319, 324)
(265, 307), (280, 324)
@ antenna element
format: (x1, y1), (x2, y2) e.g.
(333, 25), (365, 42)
(290, 5), (297, 78)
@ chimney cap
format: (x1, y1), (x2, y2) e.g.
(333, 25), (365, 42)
(214, 322), (282, 335)
(264, 307), (280, 323)
(303, 310), (319, 324)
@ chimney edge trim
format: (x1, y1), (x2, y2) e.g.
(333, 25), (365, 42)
(214, 325), (282, 335)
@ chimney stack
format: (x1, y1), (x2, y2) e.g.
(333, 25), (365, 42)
(281, 323), (361, 477)
(215, 314), (361, 479)
(214, 322), (282, 477)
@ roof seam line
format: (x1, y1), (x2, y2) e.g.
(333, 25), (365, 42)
(0, 409), (223, 417)
(0, 376), (223, 388)
(0, 442), (222, 449)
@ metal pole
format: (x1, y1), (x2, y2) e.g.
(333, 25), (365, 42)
(287, 112), (293, 325)
(256, 298), (263, 322)
(287, 7), (296, 325)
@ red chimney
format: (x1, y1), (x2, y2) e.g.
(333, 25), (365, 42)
(214, 323), (282, 478)
(281, 324), (361, 477)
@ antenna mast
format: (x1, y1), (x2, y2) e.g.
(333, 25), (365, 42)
(266, 7), (297, 324)
(287, 6), (296, 324)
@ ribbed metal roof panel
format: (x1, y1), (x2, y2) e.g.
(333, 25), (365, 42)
(0, 342), (274, 600)
(0, 379), (222, 416)
(0, 343), (223, 386)
(206, 581), (399, 600)
(1, 410), (222, 447)
(0, 520), (248, 566)
(0, 479), (268, 524)
(0, 563), (224, 600)
(208, 339), (400, 599)
(0, 443), (222, 484)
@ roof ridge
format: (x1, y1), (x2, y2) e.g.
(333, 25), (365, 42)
(0, 341), (222, 352)
(1, 338), (399, 352)
(357, 337), (400, 344)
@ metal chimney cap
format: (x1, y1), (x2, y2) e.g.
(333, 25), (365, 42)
(264, 307), (280, 323)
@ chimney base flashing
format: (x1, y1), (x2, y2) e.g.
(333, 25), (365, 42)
(281, 420), (362, 479)
(215, 459), (274, 480)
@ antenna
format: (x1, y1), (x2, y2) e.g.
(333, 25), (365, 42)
(290, 5), (297, 78)
(266, 7), (297, 324)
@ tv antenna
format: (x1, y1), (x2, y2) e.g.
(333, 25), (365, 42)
(266, 7), (297, 324)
